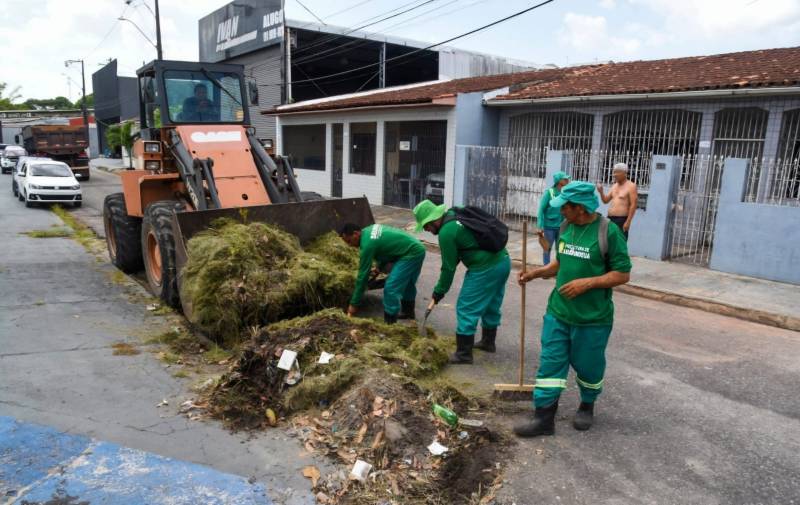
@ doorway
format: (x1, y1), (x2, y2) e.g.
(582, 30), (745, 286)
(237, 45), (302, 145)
(332, 123), (343, 197)
(383, 120), (447, 209)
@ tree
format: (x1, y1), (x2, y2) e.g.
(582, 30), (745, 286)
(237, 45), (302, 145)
(74, 94), (94, 109)
(23, 96), (75, 110)
(0, 82), (23, 110)
(106, 120), (135, 168)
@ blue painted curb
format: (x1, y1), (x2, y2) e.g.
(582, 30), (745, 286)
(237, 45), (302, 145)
(0, 416), (272, 504)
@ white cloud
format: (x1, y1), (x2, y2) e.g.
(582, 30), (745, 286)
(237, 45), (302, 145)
(599, 0), (617, 9)
(558, 13), (642, 58)
(0, 0), (225, 101)
(628, 0), (800, 38)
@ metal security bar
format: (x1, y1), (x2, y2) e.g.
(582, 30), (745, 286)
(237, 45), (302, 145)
(600, 109), (702, 188)
(508, 112), (593, 178)
(666, 154), (725, 266)
(713, 107), (768, 201)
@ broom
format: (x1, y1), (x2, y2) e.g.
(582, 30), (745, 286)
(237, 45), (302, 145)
(494, 221), (535, 400)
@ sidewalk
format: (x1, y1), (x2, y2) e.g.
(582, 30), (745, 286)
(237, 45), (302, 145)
(90, 156), (127, 173)
(371, 205), (800, 331)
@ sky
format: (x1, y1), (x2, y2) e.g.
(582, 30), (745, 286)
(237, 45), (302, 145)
(0, 0), (798, 102)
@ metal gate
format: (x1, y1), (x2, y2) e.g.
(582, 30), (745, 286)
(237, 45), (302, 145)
(383, 121), (446, 209)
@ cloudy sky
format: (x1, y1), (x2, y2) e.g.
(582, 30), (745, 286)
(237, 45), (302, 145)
(1, 0), (798, 101)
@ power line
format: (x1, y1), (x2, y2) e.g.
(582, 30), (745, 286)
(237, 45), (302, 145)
(262, 0), (556, 88)
(84, 4), (129, 60)
(294, 0), (327, 25)
(247, 0), (438, 74)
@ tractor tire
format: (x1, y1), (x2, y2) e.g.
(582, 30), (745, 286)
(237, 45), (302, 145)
(103, 193), (143, 273)
(141, 200), (183, 309)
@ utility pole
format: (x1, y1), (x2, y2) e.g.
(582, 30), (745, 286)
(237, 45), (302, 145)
(154, 0), (162, 60)
(65, 59), (89, 156)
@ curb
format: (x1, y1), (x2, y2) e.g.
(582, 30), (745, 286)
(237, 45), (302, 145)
(418, 238), (799, 332)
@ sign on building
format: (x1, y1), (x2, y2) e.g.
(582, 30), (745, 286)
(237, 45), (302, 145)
(199, 0), (284, 63)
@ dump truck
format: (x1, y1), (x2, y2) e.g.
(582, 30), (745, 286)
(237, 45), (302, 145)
(18, 125), (91, 180)
(102, 59), (374, 315)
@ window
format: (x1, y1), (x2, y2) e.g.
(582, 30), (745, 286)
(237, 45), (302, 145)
(283, 124), (326, 171)
(163, 70), (245, 123)
(30, 164), (72, 177)
(350, 122), (377, 175)
(507, 112), (593, 178)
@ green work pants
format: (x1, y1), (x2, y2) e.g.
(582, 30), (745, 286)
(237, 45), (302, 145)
(456, 255), (511, 335)
(533, 313), (612, 408)
(383, 253), (425, 316)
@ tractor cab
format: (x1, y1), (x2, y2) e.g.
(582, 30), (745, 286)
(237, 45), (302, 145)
(137, 59), (253, 141)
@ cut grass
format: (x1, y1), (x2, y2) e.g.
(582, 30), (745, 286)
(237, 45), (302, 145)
(203, 345), (233, 364)
(23, 227), (73, 238)
(51, 205), (104, 253)
(172, 369), (190, 379)
(111, 342), (141, 356)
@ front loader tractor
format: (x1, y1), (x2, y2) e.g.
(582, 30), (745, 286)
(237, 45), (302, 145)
(103, 60), (373, 314)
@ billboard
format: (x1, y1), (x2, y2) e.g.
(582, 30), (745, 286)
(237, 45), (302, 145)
(199, 0), (284, 63)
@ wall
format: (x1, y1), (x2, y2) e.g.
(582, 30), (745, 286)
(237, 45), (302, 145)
(439, 50), (534, 80)
(278, 107), (455, 206)
(710, 158), (800, 284)
(226, 46), (283, 142)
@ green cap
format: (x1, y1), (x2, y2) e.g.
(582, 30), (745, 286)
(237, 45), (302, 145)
(549, 181), (600, 213)
(413, 199), (447, 232)
(552, 171), (569, 186)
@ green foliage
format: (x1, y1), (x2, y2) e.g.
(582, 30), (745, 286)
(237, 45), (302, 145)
(23, 96), (74, 110)
(74, 93), (94, 109)
(0, 82), (23, 110)
(105, 120), (136, 167)
(182, 220), (359, 346)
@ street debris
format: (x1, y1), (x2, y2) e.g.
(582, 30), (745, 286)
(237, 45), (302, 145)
(181, 220), (359, 346)
(196, 309), (506, 504)
(156, 399), (168, 408)
(303, 465), (322, 487)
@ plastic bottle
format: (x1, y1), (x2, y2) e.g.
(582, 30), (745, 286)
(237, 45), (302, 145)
(432, 404), (458, 427)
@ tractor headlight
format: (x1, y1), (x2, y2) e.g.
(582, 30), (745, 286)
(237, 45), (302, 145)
(145, 160), (161, 171)
(144, 142), (161, 153)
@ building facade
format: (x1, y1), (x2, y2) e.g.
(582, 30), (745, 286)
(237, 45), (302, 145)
(275, 46), (800, 284)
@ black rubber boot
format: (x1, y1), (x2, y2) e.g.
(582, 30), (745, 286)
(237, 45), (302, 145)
(398, 300), (416, 320)
(573, 402), (594, 431)
(473, 327), (497, 353)
(384, 312), (398, 324)
(513, 402), (558, 438)
(448, 334), (474, 364)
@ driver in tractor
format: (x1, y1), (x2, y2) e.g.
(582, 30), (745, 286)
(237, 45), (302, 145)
(182, 84), (219, 122)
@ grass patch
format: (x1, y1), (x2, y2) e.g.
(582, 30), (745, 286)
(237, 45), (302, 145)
(111, 342), (141, 356)
(108, 270), (129, 285)
(23, 227), (73, 238)
(172, 369), (190, 379)
(157, 350), (182, 364)
(34, 300), (45, 306)
(51, 205), (103, 253)
(203, 345), (233, 364)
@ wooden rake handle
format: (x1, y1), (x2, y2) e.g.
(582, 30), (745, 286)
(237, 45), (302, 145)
(519, 222), (528, 387)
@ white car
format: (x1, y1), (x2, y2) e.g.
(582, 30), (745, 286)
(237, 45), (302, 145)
(2, 146), (27, 174)
(18, 160), (82, 208)
(12, 156), (51, 197)
(424, 172), (445, 204)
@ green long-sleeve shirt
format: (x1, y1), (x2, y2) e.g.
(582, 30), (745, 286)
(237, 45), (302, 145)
(350, 224), (425, 306)
(433, 210), (509, 298)
(537, 187), (563, 229)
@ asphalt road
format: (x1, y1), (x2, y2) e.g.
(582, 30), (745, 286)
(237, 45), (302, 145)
(4, 164), (800, 505)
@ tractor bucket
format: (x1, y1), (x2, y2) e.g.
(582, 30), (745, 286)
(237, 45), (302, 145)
(171, 197), (375, 320)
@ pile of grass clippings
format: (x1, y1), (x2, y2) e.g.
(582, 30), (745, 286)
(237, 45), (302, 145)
(182, 219), (359, 346)
(200, 310), (505, 504)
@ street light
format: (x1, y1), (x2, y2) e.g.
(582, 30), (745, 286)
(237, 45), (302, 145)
(65, 59), (89, 150)
(123, 0), (162, 61)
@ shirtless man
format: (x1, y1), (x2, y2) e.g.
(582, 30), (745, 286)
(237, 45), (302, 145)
(597, 162), (637, 240)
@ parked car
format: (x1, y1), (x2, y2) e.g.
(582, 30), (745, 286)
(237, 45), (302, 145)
(1, 145), (27, 174)
(12, 156), (51, 197)
(17, 160), (82, 208)
(424, 172), (445, 204)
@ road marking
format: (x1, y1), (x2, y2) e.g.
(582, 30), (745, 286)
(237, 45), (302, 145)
(0, 416), (273, 504)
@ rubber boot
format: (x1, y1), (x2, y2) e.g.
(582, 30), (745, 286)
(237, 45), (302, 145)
(384, 312), (398, 324)
(573, 402), (594, 431)
(473, 327), (497, 353)
(513, 402), (558, 438)
(448, 334), (474, 364)
(398, 300), (416, 320)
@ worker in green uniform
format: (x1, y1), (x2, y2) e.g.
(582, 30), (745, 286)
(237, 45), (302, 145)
(537, 171), (570, 265)
(514, 182), (631, 437)
(413, 200), (511, 364)
(340, 223), (426, 324)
